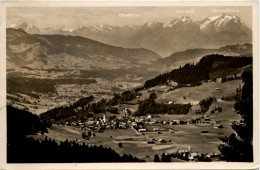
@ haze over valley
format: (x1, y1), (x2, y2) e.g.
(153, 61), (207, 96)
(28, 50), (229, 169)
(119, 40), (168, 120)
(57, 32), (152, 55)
(6, 7), (254, 163)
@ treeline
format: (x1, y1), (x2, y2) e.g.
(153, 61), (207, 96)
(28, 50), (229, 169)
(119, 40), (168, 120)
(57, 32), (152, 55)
(144, 55), (252, 89)
(91, 90), (141, 114)
(219, 71), (253, 162)
(154, 152), (212, 162)
(135, 93), (191, 116)
(221, 74), (241, 83)
(199, 97), (216, 113)
(144, 63), (207, 88)
(107, 90), (141, 105)
(40, 90), (141, 123)
(8, 137), (144, 163)
(7, 77), (56, 94)
(7, 106), (49, 142)
(7, 106), (144, 163)
(7, 77), (96, 95)
(54, 78), (96, 85)
(40, 96), (94, 122)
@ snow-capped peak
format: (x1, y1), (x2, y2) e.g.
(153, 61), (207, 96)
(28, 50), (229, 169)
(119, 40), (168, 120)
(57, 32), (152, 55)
(200, 14), (245, 32)
(90, 25), (114, 33)
(180, 16), (192, 23)
(163, 23), (172, 28)
(8, 24), (18, 28)
(145, 22), (157, 27)
(62, 28), (76, 32)
(200, 15), (222, 30)
(163, 17), (192, 28)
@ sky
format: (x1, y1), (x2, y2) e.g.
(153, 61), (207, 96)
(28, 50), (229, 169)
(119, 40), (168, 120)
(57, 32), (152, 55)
(7, 6), (252, 29)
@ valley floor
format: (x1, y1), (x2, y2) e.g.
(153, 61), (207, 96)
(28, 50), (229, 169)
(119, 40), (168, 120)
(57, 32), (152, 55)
(30, 97), (240, 162)
(21, 78), (243, 162)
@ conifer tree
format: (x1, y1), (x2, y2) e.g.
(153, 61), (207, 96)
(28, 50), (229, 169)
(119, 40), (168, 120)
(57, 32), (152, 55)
(218, 71), (253, 162)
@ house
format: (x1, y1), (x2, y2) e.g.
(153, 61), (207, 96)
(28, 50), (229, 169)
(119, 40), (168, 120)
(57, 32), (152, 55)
(148, 121), (156, 125)
(153, 127), (159, 131)
(139, 118), (144, 122)
(188, 152), (198, 161)
(131, 122), (137, 127)
(146, 115), (152, 119)
(214, 125), (224, 128)
(215, 88), (220, 90)
(123, 108), (129, 113)
(159, 127), (165, 131)
(204, 117), (210, 121)
(147, 141), (155, 144)
(138, 128), (147, 132)
(158, 139), (167, 143)
(97, 128), (104, 133)
(119, 122), (127, 129)
(172, 120), (180, 125)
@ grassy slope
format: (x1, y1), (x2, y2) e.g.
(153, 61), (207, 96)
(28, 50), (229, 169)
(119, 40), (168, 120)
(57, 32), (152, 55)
(30, 78), (244, 161)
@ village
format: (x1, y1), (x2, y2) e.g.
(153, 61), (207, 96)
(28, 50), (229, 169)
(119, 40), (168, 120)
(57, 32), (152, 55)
(55, 107), (233, 161)
(8, 68), (244, 162)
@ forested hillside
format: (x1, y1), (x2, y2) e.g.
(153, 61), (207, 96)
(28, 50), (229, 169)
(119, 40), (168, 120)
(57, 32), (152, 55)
(219, 71), (253, 162)
(144, 55), (252, 88)
(40, 90), (141, 123)
(7, 105), (143, 163)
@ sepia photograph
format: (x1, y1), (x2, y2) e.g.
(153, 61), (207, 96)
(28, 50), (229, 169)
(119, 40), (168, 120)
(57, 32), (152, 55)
(0, 1), (259, 169)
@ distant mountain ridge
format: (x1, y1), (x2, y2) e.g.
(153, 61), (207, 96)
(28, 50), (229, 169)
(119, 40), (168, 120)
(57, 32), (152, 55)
(155, 43), (252, 70)
(10, 14), (252, 56)
(7, 27), (252, 77)
(6, 28), (161, 70)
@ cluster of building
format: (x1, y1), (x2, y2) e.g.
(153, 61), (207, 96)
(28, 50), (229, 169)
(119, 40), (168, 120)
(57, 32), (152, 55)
(65, 114), (153, 133)
(173, 150), (220, 161)
(65, 112), (224, 135)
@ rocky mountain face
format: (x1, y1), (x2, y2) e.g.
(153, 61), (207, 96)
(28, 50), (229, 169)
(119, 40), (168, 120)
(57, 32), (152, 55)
(12, 14), (252, 57)
(6, 28), (161, 70)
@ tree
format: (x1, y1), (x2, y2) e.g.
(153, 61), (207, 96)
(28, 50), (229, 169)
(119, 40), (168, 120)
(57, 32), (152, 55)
(154, 154), (160, 162)
(218, 71), (253, 162)
(161, 153), (171, 162)
(118, 143), (123, 148)
(82, 132), (87, 139)
(88, 131), (92, 137)
(149, 92), (157, 101)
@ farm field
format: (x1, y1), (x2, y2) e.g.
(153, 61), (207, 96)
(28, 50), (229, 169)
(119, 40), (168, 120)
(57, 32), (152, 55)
(139, 79), (242, 105)
(6, 7), (254, 164)
(31, 101), (240, 162)
(6, 74), (142, 115)
(27, 77), (242, 162)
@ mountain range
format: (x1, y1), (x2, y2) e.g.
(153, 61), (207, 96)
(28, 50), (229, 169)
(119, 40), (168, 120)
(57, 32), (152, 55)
(10, 14), (252, 56)
(7, 27), (252, 76)
(7, 28), (160, 70)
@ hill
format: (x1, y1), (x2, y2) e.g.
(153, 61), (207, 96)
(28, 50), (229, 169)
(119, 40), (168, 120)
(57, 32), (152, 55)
(6, 28), (161, 70)
(144, 54), (252, 89)
(7, 105), (144, 163)
(155, 44), (252, 71)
